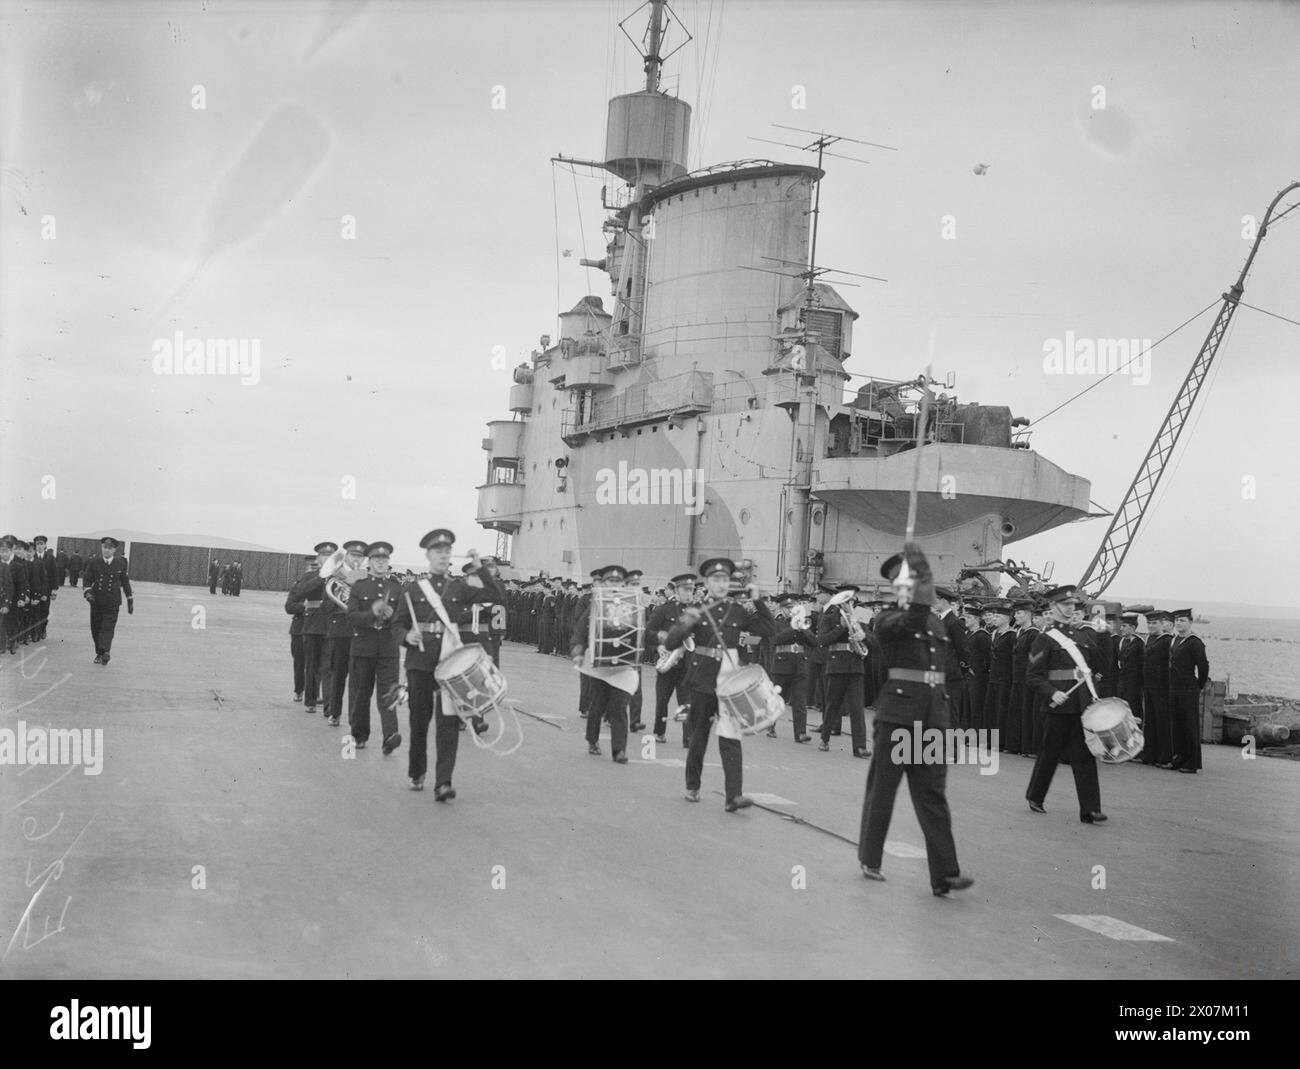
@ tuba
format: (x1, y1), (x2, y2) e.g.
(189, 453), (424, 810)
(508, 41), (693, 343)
(578, 585), (644, 694)
(319, 548), (366, 611)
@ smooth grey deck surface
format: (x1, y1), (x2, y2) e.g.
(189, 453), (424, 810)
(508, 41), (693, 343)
(1, 584), (1294, 978)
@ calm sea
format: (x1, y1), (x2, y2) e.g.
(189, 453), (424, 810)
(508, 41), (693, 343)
(1173, 617), (1300, 700)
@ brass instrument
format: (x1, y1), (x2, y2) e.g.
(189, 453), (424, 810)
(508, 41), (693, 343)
(841, 602), (870, 657)
(318, 547), (367, 611)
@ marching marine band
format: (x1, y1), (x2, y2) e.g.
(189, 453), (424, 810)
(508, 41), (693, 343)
(0, 526), (1217, 901)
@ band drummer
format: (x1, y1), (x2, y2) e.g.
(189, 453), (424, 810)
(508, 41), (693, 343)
(1024, 584), (1106, 823)
(662, 557), (775, 812)
(391, 530), (503, 798)
(570, 565), (637, 764)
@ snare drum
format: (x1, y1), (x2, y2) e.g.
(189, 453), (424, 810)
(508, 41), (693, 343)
(716, 666), (786, 736)
(1081, 697), (1144, 764)
(434, 645), (508, 720)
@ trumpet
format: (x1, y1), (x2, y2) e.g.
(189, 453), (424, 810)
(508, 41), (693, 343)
(318, 547), (366, 610)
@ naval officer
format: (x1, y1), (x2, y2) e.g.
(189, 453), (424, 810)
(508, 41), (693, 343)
(81, 536), (133, 665)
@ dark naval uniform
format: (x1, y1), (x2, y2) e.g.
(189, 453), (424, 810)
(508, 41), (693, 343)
(10, 550), (31, 647)
(323, 582), (354, 726)
(346, 567), (404, 750)
(965, 624), (992, 731)
(82, 548), (134, 662)
(1025, 607), (1103, 819)
(664, 580), (775, 807)
(68, 551), (84, 589)
(32, 543), (56, 640)
(27, 548), (51, 642)
(1168, 623), (1209, 773)
(1141, 623), (1173, 765)
(769, 613), (815, 741)
(647, 590), (693, 743)
(1011, 621), (1041, 755)
(285, 564), (312, 699)
(937, 606), (969, 731)
(570, 578), (640, 762)
(858, 546), (969, 894)
(815, 599), (869, 755)
(988, 624), (1015, 751)
(0, 546), (14, 653)
(1116, 630), (1145, 723)
(287, 571), (331, 713)
(393, 560), (503, 794)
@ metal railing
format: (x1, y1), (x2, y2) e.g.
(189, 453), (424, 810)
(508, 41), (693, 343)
(562, 369), (714, 437)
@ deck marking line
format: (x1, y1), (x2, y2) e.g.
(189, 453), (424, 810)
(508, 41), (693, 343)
(1054, 915), (1175, 941)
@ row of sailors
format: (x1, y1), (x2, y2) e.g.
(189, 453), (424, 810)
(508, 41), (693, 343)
(946, 594), (1209, 772)
(0, 535), (60, 651)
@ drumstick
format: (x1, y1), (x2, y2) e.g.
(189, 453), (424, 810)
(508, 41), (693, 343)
(404, 591), (425, 652)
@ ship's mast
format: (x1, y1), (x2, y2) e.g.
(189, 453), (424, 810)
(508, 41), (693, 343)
(644, 0), (666, 91)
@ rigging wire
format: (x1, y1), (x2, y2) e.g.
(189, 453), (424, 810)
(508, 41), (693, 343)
(570, 166), (593, 292)
(1029, 298), (1220, 426)
(699, 0), (724, 164)
(550, 163), (562, 338)
(1238, 300), (1300, 329)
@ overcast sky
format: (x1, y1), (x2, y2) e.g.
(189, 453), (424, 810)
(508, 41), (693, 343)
(2, 0), (1298, 602)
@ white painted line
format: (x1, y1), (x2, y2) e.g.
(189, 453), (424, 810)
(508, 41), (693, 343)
(1054, 915), (1175, 942)
(651, 757), (686, 767)
(884, 840), (927, 859)
(748, 792), (797, 807)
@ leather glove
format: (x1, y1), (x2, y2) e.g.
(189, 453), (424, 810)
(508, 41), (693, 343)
(902, 541), (932, 581)
(83, 590), (93, 602)
(127, 598), (134, 615)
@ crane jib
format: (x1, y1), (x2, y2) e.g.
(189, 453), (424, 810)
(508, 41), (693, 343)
(1079, 181), (1300, 597)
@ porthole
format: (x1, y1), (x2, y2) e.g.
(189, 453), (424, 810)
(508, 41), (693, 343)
(739, 509), (751, 525)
